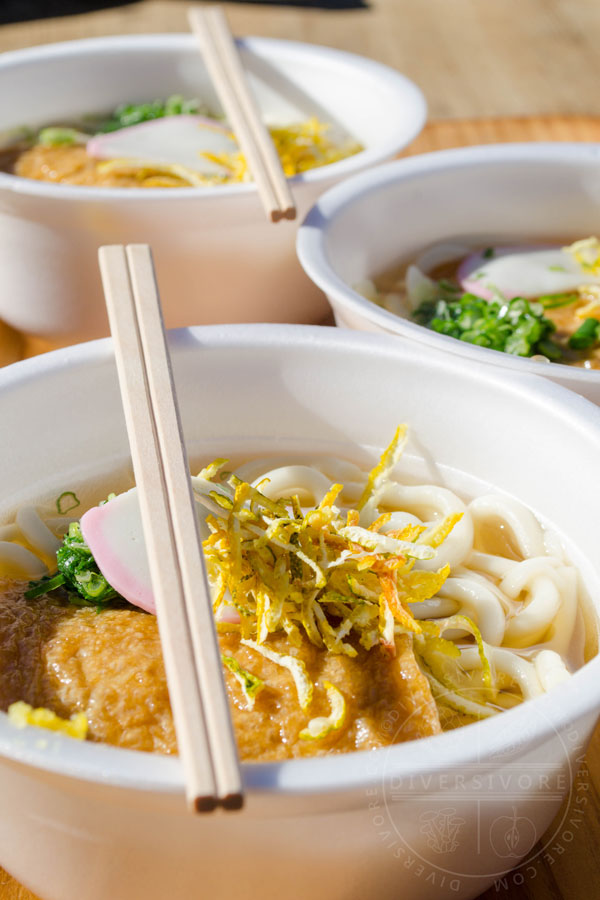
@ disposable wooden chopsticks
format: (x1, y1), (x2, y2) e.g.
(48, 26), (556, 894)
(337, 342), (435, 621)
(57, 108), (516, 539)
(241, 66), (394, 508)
(98, 244), (243, 813)
(188, 4), (296, 222)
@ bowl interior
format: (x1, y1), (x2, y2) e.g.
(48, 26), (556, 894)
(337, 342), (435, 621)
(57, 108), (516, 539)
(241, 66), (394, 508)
(1, 324), (600, 798)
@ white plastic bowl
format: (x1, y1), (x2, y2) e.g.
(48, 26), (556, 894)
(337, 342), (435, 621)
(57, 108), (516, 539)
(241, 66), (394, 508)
(0, 324), (599, 900)
(296, 142), (600, 404)
(0, 35), (425, 343)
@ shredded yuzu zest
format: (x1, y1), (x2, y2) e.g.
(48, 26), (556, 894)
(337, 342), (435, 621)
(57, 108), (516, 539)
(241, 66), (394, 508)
(299, 681), (347, 741)
(357, 424), (408, 517)
(196, 430), (457, 661)
(575, 284), (600, 319)
(221, 654), (264, 710)
(7, 701), (88, 740)
(417, 668), (498, 720)
(565, 237), (600, 276)
(414, 614), (495, 715)
(202, 118), (363, 182)
(439, 614), (493, 690)
(241, 639), (313, 710)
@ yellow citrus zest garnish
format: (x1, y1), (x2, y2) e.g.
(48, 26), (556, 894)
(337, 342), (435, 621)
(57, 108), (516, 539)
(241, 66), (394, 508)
(7, 701), (88, 740)
(299, 681), (346, 741)
(197, 428), (458, 665)
(203, 118), (363, 182)
(221, 654), (264, 710)
(565, 237), (600, 277)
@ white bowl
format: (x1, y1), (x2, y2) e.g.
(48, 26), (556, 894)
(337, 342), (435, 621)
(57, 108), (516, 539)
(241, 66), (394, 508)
(296, 142), (600, 404)
(0, 323), (600, 900)
(0, 34), (425, 343)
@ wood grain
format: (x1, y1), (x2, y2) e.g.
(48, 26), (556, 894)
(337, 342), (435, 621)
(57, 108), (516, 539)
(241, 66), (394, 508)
(1, 3), (600, 888)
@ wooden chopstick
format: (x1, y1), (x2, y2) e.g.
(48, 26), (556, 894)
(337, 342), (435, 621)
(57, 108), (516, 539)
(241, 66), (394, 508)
(188, 4), (296, 223)
(98, 244), (243, 813)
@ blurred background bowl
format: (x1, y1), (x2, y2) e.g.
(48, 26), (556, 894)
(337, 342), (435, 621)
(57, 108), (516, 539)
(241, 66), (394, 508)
(296, 142), (600, 404)
(0, 34), (426, 344)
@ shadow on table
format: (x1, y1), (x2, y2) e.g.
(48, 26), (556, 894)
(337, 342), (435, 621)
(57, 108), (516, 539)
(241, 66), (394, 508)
(1, 0), (368, 27)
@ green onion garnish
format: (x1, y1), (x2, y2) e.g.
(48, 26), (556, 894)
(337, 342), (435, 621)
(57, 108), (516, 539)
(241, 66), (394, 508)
(568, 317), (600, 350)
(56, 491), (80, 515)
(24, 573), (66, 600)
(38, 127), (87, 148)
(413, 292), (562, 359)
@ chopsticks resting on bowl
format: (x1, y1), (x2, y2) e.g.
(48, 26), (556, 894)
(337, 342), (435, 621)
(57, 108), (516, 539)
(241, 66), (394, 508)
(98, 244), (242, 813)
(188, 4), (296, 223)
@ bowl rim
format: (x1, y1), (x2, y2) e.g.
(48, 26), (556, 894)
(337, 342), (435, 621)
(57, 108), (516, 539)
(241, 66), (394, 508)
(0, 33), (426, 203)
(296, 141), (600, 384)
(0, 323), (599, 802)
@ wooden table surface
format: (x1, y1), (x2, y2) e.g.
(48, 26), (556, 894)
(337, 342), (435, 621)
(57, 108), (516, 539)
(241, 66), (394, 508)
(2, 2), (600, 899)
(2, 0), (600, 119)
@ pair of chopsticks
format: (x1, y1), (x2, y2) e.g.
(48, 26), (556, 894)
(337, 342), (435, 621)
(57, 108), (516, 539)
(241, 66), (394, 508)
(99, 244), (243, 813)
(188, 5), (296, 223)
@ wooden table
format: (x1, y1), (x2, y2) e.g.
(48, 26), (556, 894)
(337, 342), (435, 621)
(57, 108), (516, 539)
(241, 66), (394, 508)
(2, 0), (600, 119)
(1, 2), (600, 899)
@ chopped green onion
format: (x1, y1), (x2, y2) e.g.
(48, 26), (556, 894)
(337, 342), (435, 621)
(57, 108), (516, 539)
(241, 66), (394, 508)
(56, 491), (80, 515)
(24, 572), (66, 600)
(38, 127), (87, 147)
(538, 292), (579, 309)
(96, 95), (201, 134)
(536, 339), (563, 361)
(27, 521), (121, 605)
(568, 317), (600, 350)
(413, 292), (561, 360)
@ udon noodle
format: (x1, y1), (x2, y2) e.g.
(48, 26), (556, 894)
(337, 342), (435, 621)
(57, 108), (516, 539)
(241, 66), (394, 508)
(0, 429), (585, 758)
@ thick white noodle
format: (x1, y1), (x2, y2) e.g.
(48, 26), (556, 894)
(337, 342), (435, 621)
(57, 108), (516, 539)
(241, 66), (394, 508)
(0, 541), (48, 579)
(15, 506), (61, 559)
(380, 511), (422, 532)
(459, 645), (544, 700)
(500, 557), (563, 597)
(533, 567), (579, 658)
(252, 466), (333, 505)
(436, 576), (506, 645)
(534, 649), (571, 691)
(469, 494), (546, 559)
(466, 550), (519, 581)
(375, 483), (473, 571)
(0, 524), (19, 542)
(452, 567), (515, 612)
(411, 597), (459, 619)
(503, 575), (562, 647)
